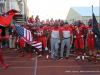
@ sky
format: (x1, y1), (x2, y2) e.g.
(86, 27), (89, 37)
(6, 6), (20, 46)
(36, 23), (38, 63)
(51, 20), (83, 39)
(27, 0), (99, 21)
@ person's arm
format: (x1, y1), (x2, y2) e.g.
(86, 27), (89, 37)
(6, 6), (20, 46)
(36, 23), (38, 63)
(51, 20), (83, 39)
(41, 30), (47, 36)
(71, 34), (73, 45)
(46, 31), (52, 42)
(85, 32), (88, 44)
(60, 33), (62, 42)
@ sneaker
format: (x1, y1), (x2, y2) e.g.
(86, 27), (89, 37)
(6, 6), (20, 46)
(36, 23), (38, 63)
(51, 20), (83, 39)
(84, 53), (86, 56)
(74, 52), (77, 54)
(71, 49), (74, 51)
(15, 49), (18, 51)
(28, 53), (31, 58)
(54, 56), (57, 60)
(3, 64), (11, 69)
(51, 58), (54, 61)
(49, 50), (51, 54)
(86, 59), (92, 62)
(97, 54), (100, 57)
(46, 55), (49, 59)
(20, 53), (24, 57)
(66, 57), (69, 60)
(35, 52), (38, 54)
(94, 60), (97, 64)
(38, 55), (42, 58)
(75, 56), (80, 60)
(45, 47), (48, 50)
(58, 57), (63, 60)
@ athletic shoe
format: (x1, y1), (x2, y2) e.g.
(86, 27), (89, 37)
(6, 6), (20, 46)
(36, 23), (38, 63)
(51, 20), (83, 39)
(71, 49), (74, 51)
(15, 49), (18, 51)
(97, 54), (100, 57)
(66, 57), (69, 60)
(45, 47), (48, 50)
(46, 55), (49, 59)
(20, 53), (24, 57)
(94, 60), (97, 64)
(75, 56), (80, 60)
(51, 58), (54, 61)
(58, 57), (63, 60)
(35, 52), (38, 54)
(3, 64), (11, 69)
(38, 55), (42, 58)
(49, 50), (51, 54)
(86, 59), (92, 62)
(28, 53), (31, 58)
(54, 56), (57, 60)
(84, 53), (86, 56)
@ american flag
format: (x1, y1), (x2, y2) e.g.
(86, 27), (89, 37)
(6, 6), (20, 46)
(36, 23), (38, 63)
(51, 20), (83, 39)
(15, 25), (42, 49)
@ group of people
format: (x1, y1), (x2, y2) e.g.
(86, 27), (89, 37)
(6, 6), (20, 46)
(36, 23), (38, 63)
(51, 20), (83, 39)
(0, 15), (100, 69)
(12, 15), (100, 64)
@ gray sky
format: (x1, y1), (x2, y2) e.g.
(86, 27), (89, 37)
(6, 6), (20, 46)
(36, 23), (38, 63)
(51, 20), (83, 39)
(27, 0), (99, 20)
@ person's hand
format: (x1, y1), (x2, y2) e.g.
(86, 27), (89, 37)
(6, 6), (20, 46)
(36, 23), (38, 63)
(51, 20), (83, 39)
(71, 41), (73, 45)
(85, 40), (87, 44)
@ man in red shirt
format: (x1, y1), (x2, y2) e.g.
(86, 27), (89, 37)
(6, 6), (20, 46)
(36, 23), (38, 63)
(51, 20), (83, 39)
(47, 22), (61, 61)
(59, 22), (73, 60)
(74, 20), (87, 61)
(37, 23), (49, 59)
(0, 29), (10, 69)
(29, 15), (34, 23)
(86, 19), (97, 63)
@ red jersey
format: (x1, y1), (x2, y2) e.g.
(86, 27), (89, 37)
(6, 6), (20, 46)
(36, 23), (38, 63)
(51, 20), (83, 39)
(74, 25), (86, 37)
(29, 17), (34, 23)
(38, 26), (48, 35)
(50, 27), (61, 38)
(86, 26), (94, 38)
(0, 29), (2, 40)
(35, 18), (40, 23)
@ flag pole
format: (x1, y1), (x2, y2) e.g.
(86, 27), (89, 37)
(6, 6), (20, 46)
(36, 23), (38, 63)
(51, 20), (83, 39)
(92, 5), (93, 40)
(99, 0), (100, 24)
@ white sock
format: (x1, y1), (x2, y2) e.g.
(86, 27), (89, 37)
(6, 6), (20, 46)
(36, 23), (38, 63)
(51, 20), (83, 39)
(82, 56), (84, 59)
(1, 46), (2, 48)
(77, 56), (80, 58)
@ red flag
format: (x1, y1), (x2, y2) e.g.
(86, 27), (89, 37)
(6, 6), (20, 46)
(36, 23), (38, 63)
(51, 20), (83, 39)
(0, 9), (20, 26)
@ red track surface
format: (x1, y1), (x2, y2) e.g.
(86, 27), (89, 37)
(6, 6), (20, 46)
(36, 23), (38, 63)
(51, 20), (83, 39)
(0, 48), (100, 75)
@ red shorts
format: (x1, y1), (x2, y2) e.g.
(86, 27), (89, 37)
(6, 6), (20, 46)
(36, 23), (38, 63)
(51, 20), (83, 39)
(19, 38), (26, 47)
(39, 36), (47, 48)
(88, 37), (94, 50)
(75, 37), (84, 49)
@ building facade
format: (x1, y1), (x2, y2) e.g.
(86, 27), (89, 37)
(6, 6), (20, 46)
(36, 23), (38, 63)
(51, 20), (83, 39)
(66, 7), (99, 26)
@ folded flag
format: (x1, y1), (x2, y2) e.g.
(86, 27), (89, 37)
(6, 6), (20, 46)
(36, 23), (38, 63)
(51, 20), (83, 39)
(15, 24), (42, 49)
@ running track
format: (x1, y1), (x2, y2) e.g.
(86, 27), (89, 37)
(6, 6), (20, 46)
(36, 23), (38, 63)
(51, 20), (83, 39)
(0, 48), (100, 75)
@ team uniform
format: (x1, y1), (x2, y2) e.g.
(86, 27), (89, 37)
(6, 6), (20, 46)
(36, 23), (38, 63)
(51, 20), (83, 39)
(74, 25), (86, 60)
(86, 26), (94, 50)
(38, 26), (48, 50)
(29, 17), (34, 23)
